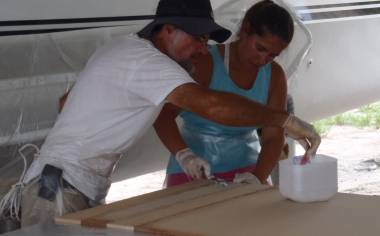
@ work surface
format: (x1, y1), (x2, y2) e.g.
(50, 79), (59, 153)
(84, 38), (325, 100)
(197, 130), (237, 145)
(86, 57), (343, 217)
(3, 223), (150, 236)
(57, 180), (380, 236)
(1, 224), (152, 236)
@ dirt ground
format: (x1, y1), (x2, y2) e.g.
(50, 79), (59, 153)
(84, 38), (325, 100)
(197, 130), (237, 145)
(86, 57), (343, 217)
(106, 125), (380, 203)
(313, 126), (380, 195)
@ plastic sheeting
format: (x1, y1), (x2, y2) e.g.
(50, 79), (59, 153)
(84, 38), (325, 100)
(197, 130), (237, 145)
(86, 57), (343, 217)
(0, 0), (311, 190)
(0, 26), (145, 182)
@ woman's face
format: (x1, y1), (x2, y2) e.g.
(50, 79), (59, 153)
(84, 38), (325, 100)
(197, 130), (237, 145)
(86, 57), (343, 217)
(241, 32), (288, 67)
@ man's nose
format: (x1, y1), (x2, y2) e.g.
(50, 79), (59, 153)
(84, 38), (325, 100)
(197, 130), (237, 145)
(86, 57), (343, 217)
(200, 44), (208, 54)
(197, 43), (208, 55)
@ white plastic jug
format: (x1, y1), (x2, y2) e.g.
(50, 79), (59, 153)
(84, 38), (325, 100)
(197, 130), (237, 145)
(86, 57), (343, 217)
(279, 154), (337, 203)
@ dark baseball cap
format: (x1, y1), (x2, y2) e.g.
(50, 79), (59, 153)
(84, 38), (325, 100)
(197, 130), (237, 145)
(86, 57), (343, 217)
(138, 0), (231, 43)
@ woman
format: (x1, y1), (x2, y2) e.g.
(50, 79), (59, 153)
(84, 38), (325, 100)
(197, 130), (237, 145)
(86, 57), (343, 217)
(154, 0), (294, 186)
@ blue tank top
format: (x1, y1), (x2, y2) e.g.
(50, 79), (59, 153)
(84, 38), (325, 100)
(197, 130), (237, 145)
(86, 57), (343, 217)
(167, 44), (272, 174)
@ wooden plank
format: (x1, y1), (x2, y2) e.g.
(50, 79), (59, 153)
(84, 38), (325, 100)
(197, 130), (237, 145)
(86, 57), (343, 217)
(56, 179), (213, 225)
(80, 218), (111, 228)
(138, 189), (380, 236)
(108, 183), (270, 230)
(136, 225), (202, 236)
(85, 183), (234, 224)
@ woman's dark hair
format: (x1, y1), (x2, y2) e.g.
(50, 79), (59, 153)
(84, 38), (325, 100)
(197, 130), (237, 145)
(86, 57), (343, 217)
(243, 0), (294, 44)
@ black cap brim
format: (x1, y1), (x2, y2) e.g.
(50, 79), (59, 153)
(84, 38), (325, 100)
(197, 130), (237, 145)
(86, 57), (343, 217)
(138, 17), (231, 43)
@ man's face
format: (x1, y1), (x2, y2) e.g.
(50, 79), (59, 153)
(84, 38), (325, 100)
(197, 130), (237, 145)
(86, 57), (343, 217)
(167, 28), (209, 63)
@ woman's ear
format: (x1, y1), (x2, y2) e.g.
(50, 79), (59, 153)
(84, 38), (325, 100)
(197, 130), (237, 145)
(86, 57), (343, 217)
(239, 21), (251, 38)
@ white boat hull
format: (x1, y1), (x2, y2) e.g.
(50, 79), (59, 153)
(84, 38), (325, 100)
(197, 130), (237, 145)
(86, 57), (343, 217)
(0, 0), (379, 182)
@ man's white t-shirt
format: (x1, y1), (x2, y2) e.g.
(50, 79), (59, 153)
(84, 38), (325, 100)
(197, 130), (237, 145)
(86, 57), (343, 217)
(24, 34), (194, 201)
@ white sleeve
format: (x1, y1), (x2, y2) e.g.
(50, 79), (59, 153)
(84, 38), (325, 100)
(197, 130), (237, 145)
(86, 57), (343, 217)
(126, 55), (195, 106)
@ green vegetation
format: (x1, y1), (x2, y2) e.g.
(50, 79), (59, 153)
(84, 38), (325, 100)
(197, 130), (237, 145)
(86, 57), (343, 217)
(313, 102), (380, 136)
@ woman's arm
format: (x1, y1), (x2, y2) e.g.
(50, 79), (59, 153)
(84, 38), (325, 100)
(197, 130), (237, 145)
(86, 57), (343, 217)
(153, 52), (215, 179)
(154, 51), (213, 154)
(154, 103), (212, 179)
(253, 62), (287, 183)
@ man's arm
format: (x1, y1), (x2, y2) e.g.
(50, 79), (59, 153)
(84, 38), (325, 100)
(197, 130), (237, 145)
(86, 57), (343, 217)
(58, 91), (70, 112)
(166, 83), (289, 127)
(154, 103), (186, 154)
(166, 82), (321, 156)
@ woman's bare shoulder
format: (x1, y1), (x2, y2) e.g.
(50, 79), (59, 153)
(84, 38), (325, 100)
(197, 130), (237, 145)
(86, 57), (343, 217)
(267, 61), (287, 108)
(191, 48), (214, 87)
(271, 61), (286, 80)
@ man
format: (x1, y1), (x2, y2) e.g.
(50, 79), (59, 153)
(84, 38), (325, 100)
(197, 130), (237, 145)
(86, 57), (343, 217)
(21, 0), (320, 227)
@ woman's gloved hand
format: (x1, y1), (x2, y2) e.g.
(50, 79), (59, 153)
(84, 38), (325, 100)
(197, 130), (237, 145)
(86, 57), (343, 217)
(175, 148), (211, 180)
(233, 172), (261, 184)
(283, 114), (321, 157)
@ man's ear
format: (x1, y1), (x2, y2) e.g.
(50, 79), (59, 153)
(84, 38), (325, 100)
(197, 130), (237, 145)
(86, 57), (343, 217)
(162, 24), (176, 36)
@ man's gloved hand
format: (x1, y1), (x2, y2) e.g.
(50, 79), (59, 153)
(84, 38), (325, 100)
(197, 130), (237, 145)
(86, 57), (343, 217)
(283, 114), (321, 157)
(175, 148), (211, 180)
(233, 172), (261, 185)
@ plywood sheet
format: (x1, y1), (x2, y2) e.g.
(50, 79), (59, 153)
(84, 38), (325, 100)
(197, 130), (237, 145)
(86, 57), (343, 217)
(139, 189), (380, 236)
(57, 180), (380, 236)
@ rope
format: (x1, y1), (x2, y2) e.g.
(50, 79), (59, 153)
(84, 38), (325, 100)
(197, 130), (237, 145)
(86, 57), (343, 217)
(0, 144), (40, 220)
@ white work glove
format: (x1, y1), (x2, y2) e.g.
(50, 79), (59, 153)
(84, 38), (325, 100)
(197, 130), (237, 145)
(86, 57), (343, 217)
(283, 114), (321, 158)
(175, 148), (211, 180)
(233, 172), (261, 185)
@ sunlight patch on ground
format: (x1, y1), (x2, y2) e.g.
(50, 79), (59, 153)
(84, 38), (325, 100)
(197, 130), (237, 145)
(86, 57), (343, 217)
(106, 170), (165, 203)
